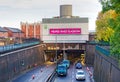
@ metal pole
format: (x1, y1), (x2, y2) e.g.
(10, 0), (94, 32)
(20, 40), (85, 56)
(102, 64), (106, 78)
(63, 40), (65, 60)
(19, 31), (21, 43)
(56, 35), (57, 62)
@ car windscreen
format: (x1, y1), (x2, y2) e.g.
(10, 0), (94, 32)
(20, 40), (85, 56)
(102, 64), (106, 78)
(76, 63), (82, 66)
(58, 66), (66, 69)
(77, 72), (84, 75)
(63, 61), (69, 64)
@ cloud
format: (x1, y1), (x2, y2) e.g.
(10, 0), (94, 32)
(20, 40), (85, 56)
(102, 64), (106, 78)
(0, 0), (56, 9)
(0, 0), (102, 30)
(0, 0), (101, 9)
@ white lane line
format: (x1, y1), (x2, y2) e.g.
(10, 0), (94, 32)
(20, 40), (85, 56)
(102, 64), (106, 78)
(72, 72), (74, 82)
(72, 64), (75, 82)
(72, 73), (74, 79)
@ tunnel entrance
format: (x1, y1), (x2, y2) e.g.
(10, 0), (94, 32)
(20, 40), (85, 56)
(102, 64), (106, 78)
(44, 43), (86, 62)
(44, 49), (85, 62)
(65, 50), (85, 60)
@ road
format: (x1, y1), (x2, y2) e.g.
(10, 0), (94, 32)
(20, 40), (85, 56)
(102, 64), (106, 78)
(11, 62), (55, 82)
(10, 62), (94, 82)
(54, 64), (94, 82)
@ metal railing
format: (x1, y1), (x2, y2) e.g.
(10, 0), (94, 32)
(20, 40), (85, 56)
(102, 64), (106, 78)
(0, 41), (40, 53)
(95, 45), (120, 60)
(46, 69), (57, 82)
(95, 45), (110, 56)
(46, 58), (63, 82)
(88, 41), (110, 46)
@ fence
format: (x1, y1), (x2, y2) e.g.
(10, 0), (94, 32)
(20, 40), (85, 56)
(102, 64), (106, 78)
(88, 41), (109, 45)
(0, 41), (40, 54)
(95, 46), (110, 56)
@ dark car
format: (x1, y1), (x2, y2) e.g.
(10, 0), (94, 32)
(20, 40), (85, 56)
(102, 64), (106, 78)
(62, 60), (70, 68)
(56, 64), (67, 76)
(75, 63), (82, 69)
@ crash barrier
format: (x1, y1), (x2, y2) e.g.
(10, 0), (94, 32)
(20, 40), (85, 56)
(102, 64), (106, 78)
(0, 41), (40, 54)
(46, 68), (57, 82)
(46, 58), (63, 82)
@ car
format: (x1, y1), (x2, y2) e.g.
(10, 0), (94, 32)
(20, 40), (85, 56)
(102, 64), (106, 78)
(62, 60), (70, 68)
(76, 70), (85, 80)
(75, 62), (82, 69)
(56, 64), (67, 76)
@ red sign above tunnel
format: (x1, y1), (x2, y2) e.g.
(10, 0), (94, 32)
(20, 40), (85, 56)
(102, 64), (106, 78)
(49, 28), (81, 35)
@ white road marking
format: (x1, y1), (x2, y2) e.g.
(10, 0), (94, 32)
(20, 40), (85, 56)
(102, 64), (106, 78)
(72, 64), (75, 82)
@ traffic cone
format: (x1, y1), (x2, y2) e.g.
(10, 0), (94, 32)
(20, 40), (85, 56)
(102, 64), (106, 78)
(46, 65), (48, 68)
(40, 69), (43, 72)
(86, 67), (90, 71)
(89, 71), (92, 76)
(32, 74), (35, 79)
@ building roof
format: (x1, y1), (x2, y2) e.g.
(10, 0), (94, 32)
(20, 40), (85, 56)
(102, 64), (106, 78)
(4, 27), (22, 33)
(42, 17), (88, 23)
(0, 27), (7, 32)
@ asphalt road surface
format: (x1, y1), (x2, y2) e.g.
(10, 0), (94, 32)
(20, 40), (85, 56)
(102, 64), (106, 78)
(54, 64), (94, 82)
(11, 62), (55, 82)
(10, 62), (94, 82)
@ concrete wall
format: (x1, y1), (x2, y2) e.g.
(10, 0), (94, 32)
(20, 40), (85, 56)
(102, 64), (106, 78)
(60, 5), (72, 17)
(85, 44), (96, 66)
(94, 48), (120, 82)
(0, 45), (45, 82)
(41, 19), (89, 43)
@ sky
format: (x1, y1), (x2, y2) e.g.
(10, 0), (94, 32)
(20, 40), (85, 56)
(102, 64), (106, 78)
(0, 0), (102, 31)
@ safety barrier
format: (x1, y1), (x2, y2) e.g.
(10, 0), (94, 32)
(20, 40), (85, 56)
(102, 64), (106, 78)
(46, 69), (57, 82)
(0, 41), (40, 53)
(95, 45), (110, 56)
(88, 41), (109, 46)
(46, 59), (63, 82)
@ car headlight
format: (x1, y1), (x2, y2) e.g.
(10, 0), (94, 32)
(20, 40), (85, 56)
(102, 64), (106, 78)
(76, 75), (79, 78)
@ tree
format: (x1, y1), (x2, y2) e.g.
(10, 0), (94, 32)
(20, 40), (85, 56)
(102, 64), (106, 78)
(110, 15), (120, 57)
(99, 0), (112, 12)
(99, 0), (120, 60)
(96, 10), (116, 42)
(110, 0), (120, 14)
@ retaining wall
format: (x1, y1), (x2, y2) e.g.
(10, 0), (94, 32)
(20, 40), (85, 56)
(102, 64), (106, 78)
(94, 47), (120, 82)
(85, 44), (96, 66)
(0, 45), (45, 82)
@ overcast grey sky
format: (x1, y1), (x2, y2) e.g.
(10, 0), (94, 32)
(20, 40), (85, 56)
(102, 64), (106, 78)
(0, 0), (102, 30)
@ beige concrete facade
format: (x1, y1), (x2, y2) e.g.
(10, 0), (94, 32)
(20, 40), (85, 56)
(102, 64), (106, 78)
(42, 18), (89, 43)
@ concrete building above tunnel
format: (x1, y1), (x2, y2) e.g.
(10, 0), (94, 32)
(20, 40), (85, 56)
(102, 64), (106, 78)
(41, 4), (89, 44)
(41, 4), (89, 61)
(20, 5), (89, 61)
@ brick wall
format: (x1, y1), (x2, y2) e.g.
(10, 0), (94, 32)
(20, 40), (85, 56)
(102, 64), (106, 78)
(0, 32), (8, 38)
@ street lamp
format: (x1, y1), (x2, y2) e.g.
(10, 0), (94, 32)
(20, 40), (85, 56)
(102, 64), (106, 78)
(63, 37), (66, 60)
(55, 35), (57, 62)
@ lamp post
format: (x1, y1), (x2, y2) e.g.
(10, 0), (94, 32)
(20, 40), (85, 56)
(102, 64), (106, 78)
(55, 35), (57, 62)
(19, 31), (21, 43)
(63, 41), (65, 59)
